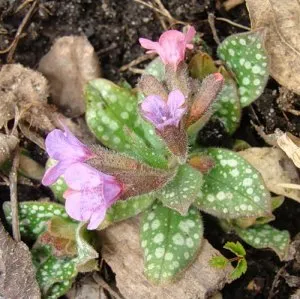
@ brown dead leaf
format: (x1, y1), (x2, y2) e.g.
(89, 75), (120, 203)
(0, 134), (19, 166)
(239, 147), (300, 203)
(0, 220), (40, 299)
(223, 0), (245, 11)
(246, 0), (300, 95)
(38, 36), (101, 117)
(275, 129), (300, 168)
(0, 64), (56, 132)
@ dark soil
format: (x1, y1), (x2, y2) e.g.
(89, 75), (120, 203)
(0, 0), (299, 298)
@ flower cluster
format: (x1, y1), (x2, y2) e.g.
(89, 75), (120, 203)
(42, 127), (123, 229)
(43, 25), (224, 229)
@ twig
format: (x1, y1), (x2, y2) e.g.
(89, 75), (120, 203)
(268, 263), (290, 299)
(132, 0), (187, 26)
(215, 17), (250, 31)
(0, 0), (38, 62)
(9, 146), (20, 242)
(128, 67), (145, 74)
(93, 273), (124, 299)
(120, 53), (154, 72)
(208, 13), (221, 45)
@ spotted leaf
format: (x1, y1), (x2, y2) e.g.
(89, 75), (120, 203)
(85, 79), (169, 168)
(217, 29), (269, 107)
(3, 201), (71, 240)
(235, 224), (290, 260)
(213, 67), (241, 134)
(46, 158), (67, 203)
(189, 53), (241, 134)
(193, 148), (272, 219)
(156, 164), (203, 215)
(35, 253), (77, 298)
(100, 194), (155, 229)
(141, 203), (203, 284)
(145, 57), (165, 81)
(74, 222), (99, 272)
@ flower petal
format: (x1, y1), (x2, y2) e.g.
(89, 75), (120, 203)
(87, 207), (107, 230)
(184, 26), (196, 44)
(45, 128), (92, 162)
(42, 160), (70, 186)
(139, 38), (159, 51)
(103, 178), (123, 206)
(64, 189), (86, 222)
(64, 163), (104, 190)
(167, 90), (186, 115)
(140, 95), (168, 126)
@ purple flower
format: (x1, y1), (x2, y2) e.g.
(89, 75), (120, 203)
(63, 163), (123, 230)
(140, 89), (187, 131)
(139, 26), (196, 70)
(42, 127), (94, 186)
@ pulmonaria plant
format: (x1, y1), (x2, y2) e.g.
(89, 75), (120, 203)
(5, 25), (290, 298)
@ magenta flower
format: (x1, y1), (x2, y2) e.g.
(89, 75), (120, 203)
(140, 89), (186, 131)
(63, 163), (123, 230)
(139, 26), (196, 70)
(42, 127), (94, 186)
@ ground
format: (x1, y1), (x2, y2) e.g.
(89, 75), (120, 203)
(0, 0), (299, 298)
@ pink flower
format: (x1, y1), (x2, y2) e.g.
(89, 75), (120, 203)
(42, 127), (94, 186)
(63, 163), (123, 230)
(139, 26), (196, 70)
(140, 89), (186, 131)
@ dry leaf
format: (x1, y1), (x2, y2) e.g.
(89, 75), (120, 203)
(276, 129), (300, 168)
(223, 0), (245, 11)
(239, 147), (300, 203)
(246, 0), (300, 95)
(0, 64), (55, 132)
(100, 218), (233, 299)
(38, 36), (101, 117)
(0, 221), (40, 299)
(0, 134), (19, 166)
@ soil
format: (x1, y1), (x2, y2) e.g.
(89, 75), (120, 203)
(0, 0), (299, 298)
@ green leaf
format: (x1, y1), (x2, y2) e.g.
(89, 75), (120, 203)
(46, 280), (73, 299)
(46, 159), (68, 203)
(36, 254), (77, 297)
(217, 29), (269, 107)
(85, 79), (169, 168)
(3, 201), (70, 240)
(235, 224), (290, 260)
(157, 164), (203, 214)
(194, 148), (272, 219)
(100, 194), (155, 229)
(231, 258), (247, 280)
(141, 203), (203, 284)
(74, 222), (99, 272)
(145, 57), (165, 81)
(223, 241), (246, 257)
(209, 256), (229, 269)
(189, 52), (218, 80)
(213, 68), (241, 134)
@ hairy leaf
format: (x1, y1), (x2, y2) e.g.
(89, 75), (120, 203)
(194, 148), (272, 219)
(157, 164), (203, 214)
(85, 79), (169, 168)
(145, 57), (165, 81)
(100, 194), (155, 229)
(235, 224), (290, 260)
(3, 201), (70, 240)
(141, 203), (203, 284)
(218, 30), (269, 107)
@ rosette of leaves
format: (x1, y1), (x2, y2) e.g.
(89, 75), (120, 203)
(83, 28), (276, 283)
(3, 201), (99, 298)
